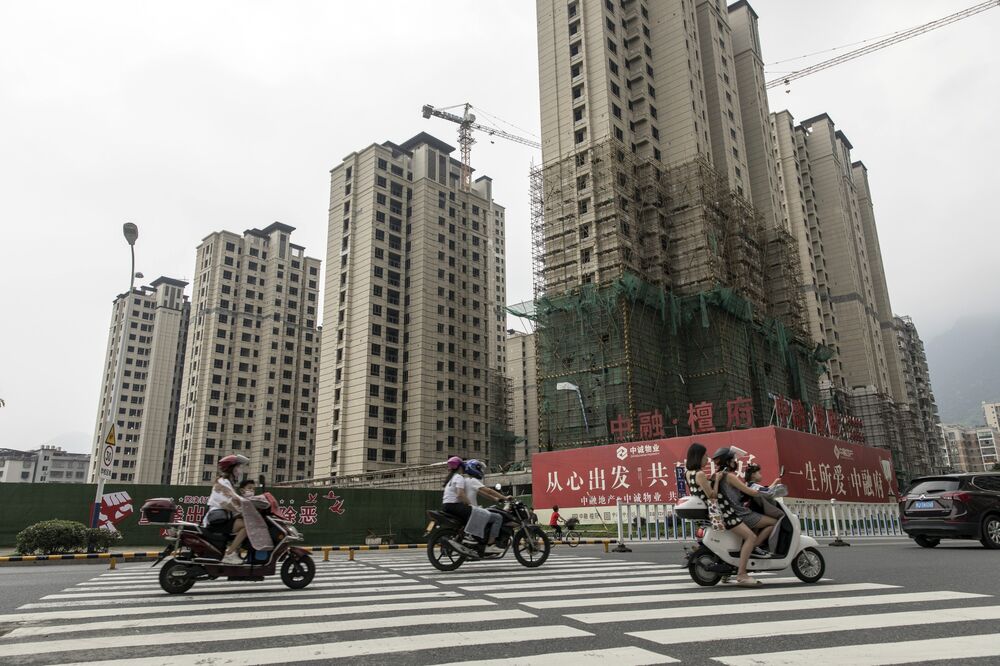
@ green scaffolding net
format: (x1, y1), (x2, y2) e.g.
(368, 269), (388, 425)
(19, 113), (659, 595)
(530, 273), (826, 450)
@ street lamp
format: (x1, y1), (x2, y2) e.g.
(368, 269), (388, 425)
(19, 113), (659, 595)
(92, 223), (139, 529)
(556, 381), (589, 434)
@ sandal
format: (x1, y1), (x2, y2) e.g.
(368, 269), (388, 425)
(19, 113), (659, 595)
(735, 577), (762, 587)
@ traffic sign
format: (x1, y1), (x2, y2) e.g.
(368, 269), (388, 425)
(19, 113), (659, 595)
(100, 426), (116, 479)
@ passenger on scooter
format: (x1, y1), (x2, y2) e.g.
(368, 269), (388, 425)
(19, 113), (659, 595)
(238, 479), (256, 498)
(712, 447), (777, 586)
(742, 463), (782, 551)
(743, 463), (781, 494)
(462, 459), (507, 554)
(206, 454), (250, 565)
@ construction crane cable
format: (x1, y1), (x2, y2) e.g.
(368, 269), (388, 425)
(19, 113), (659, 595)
(472, 106), (541, 140)
(765, 0), (999, 89)
(764, 28), (904, 67)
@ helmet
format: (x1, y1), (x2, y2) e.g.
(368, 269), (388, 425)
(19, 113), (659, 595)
(218, 454), (249, 474)
(463, 459), (486, 480)
(712, 447), (736, 467)
(446, 456), (463, 470)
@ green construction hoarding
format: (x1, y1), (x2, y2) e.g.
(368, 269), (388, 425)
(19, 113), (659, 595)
(0, 482), (440, 548)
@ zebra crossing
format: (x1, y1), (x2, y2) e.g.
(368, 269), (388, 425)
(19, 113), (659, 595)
(2, 551), (1000, 664)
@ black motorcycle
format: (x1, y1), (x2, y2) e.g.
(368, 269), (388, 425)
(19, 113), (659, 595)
(425, 499), (551, 571)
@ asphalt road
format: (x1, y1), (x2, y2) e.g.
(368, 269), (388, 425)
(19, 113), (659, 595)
(1, 537), (999, 664)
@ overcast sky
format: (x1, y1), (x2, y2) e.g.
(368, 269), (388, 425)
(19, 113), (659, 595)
(2, 1), (997, 453)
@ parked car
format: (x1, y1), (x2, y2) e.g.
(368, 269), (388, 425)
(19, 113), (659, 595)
(900, 473), (1000, 549)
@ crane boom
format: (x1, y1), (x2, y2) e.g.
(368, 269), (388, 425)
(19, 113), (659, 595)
(422, 103), (540, 190)
(766, 0), (999, 89)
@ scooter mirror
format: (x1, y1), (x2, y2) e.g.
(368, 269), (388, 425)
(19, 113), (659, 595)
(258, 474), (267, 492)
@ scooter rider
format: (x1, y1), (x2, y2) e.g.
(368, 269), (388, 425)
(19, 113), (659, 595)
(712, 447), (777, 586)
(206, 454), (250, 565)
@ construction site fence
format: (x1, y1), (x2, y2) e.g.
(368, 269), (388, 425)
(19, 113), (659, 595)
(614, 498), (903, 545)
(0, 481), (441, 547)
(0, 540), (615, 566)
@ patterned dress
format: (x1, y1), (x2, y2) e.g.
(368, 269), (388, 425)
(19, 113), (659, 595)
(719, 472), (762, 529)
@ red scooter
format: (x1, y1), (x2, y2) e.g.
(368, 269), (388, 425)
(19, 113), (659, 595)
(141, 492), (315, 594)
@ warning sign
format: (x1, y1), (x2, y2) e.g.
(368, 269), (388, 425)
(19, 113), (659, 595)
(100, 426), (116, 479)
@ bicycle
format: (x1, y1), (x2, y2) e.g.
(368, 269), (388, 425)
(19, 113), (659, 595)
(552, 518), (581, 547)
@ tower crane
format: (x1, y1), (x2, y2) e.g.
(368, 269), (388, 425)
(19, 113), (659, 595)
(422, 103), (541, 190)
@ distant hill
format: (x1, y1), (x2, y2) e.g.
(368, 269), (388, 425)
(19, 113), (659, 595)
(925, 314), (1000, 426)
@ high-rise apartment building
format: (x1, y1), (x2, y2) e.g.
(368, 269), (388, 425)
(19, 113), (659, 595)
(983, 402), (1000, 431)
(531, 0), (825, 448)
(772, 107), (946, 478)
(172, 223), (321, 485)
(800, 114), (891, 395)
(771, 110), (829, 352)
(314, 133), (505, 477)
(90, 276), (189, 483)
(505, 331), (539, 464)
(535, 0), (762, 295)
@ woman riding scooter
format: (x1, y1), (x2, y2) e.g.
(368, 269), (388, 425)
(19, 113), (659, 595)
(712, 447), (777, 586)
(205, 454), (250, 565)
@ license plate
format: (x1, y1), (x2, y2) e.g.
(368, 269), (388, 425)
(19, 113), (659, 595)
(914, 500), (935, 510)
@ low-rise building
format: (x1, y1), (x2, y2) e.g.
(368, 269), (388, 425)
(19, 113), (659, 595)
(0, 446), (91, 483)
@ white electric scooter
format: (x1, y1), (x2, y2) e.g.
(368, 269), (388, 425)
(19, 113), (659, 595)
(676, 484), (826, 586)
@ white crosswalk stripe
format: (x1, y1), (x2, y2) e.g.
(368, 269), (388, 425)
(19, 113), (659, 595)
(439, 646), (680, 665)
(63, 626), (596, 666)
(567, 590), (988, 624)
(713, 632), (1000, 665)
(5, 599), (497, 638)
(630, 604), (1000, 646)
(0, 610), (536, 659)
(523, 581), (889, 608)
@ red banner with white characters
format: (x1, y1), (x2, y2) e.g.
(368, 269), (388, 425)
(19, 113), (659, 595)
(773, 429), (898, 501)
(531, 426), (898, 509)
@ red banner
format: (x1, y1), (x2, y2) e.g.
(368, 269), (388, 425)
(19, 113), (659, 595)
(531, 426), (898, 509)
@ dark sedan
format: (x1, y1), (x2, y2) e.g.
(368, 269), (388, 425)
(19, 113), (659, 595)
(900, 473), (1000, 549)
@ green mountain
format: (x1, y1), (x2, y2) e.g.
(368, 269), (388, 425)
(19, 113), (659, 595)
(925, 314), (1000, 426)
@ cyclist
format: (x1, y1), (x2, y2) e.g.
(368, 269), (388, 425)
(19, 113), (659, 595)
(549, 505), (565, 540)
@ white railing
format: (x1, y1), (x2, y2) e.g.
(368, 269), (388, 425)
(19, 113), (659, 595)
(785, 499), (903, 538)
(614, 497), (903, 545)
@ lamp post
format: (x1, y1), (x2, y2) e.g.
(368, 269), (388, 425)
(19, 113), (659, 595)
(556, 381), (589, 434)
(92, 223), (139, 529)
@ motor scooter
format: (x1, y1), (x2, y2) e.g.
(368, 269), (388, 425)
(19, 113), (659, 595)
(141, 490), (315, 594)
(676, 484), (826, 586)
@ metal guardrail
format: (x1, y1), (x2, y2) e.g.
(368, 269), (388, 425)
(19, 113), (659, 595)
(614, 497), (904, 546)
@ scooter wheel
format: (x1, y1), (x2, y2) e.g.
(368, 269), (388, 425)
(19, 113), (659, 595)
(688, 547), (722, 586)
(280, 554), (316, 589)
(792, 547), (825, 583)
(158, 559), (195, 594)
